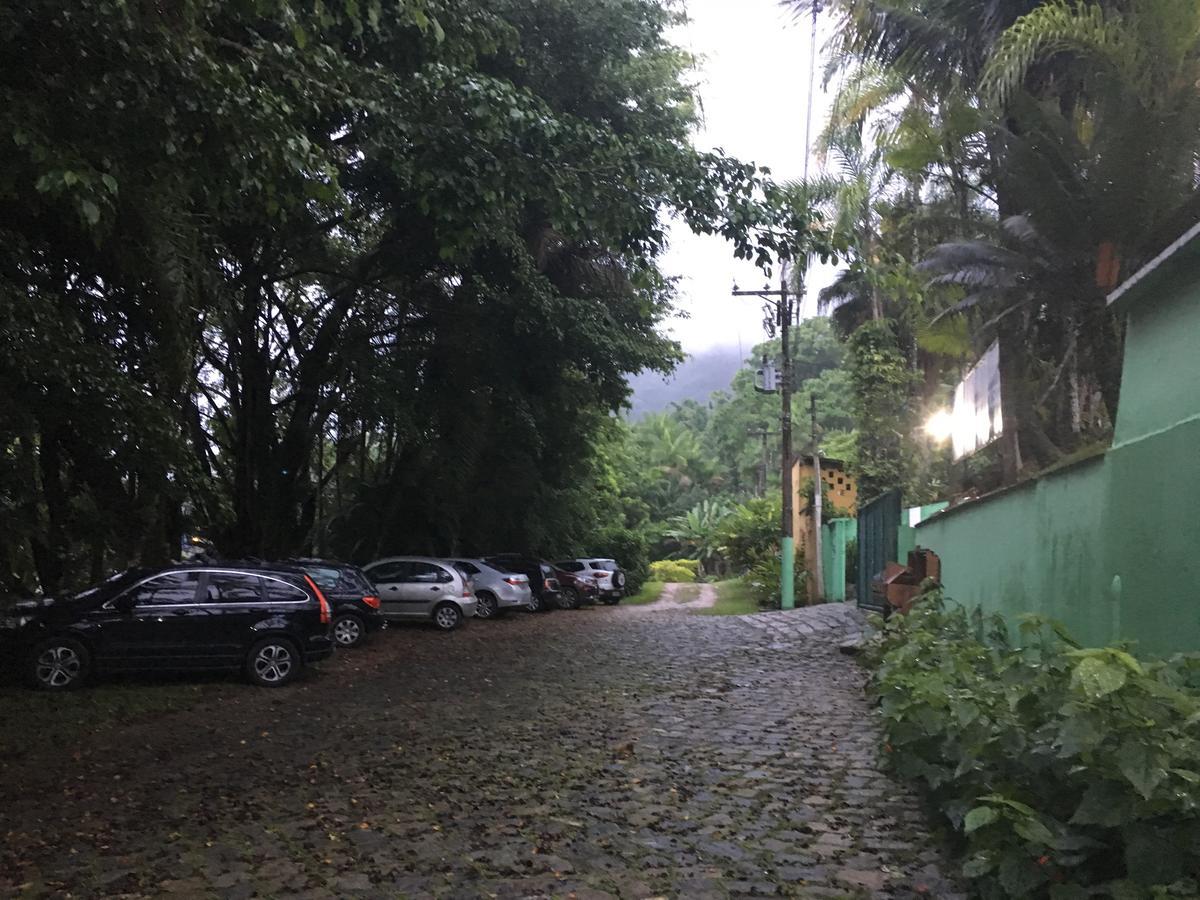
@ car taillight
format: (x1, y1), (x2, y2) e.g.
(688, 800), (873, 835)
(595, 572), (611, 579)
(543, 580), (552, 590)
(363, 595), (381, 609)
(503, 577), (524, 586)
(305, 575), (331, 624)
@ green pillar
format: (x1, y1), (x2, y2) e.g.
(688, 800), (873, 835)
(781, 536), (795, 610)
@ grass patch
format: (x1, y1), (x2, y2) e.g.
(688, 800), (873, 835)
(623, 580), (665, 605)
(695, 577), (760, 616)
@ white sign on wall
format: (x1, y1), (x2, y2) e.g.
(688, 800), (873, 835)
(951, 340), (1003, 460)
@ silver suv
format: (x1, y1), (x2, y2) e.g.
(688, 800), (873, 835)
(362, 557), (478, 631)
(446, 559), (532, 618)
(555, 558), (627, 604)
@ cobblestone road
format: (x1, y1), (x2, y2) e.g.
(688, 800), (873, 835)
(0, 602), (959, 899)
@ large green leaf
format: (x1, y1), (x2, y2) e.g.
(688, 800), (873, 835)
(1071, 657), (1127, 698)
(964, 805), (1000, 833)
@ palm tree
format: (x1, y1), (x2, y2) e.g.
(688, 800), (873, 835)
(665, 499), (733, 574)
(789, 0), (1200, 477)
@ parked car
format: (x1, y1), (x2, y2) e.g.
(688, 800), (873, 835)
(550, 564), (599, 609)
(288, 558), (384, 648)
(0, 563), (334, 691)
(446, 558), (532, 619)
(482, 555), (563, 612)
(555, 558), (628, 604)
(361, 557), (477, 630)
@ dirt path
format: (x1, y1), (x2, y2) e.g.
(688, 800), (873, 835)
(633, 580), (719, 612)
(0, 603), (959, 898)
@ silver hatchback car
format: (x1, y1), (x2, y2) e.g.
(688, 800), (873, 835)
(446, 559), (533, 618)
(362, 557), (478, 631)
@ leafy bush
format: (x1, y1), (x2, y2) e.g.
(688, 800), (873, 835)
(747, 556), (805, 609)
(715, 497), (778, 571)
(864, 589), (1200, 898)
(648, 559), (698, 583)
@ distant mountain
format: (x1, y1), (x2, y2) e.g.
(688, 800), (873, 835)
(626, 345), (746, 419)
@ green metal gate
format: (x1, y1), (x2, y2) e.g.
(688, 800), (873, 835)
(856, 489), (901, 611)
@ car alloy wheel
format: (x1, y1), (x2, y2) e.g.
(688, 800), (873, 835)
(434, 604), (462, 631)
(333, 614), (363, 647)
(34, 642), (85, 690)
(562, 588), (580, 610)
(475, 592), (497, 619)
(251, 641), (295, 686)
(526, 593), (542, 612)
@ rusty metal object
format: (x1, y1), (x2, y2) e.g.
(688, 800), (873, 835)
(873, 549), (941, 615)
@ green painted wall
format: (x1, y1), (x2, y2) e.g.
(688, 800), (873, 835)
(916, 456), (1113, 647)
(914, 240), (1200, 656)
(822, 518), (854, 602)
(1113, 273), (1200, 448)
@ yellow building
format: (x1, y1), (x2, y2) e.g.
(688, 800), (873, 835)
(792, 456), (857, 602)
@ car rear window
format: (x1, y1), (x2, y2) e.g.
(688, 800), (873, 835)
(341, 567), (374, 592)
(590, 560), (619, 571)
(302, 566), (342, 590)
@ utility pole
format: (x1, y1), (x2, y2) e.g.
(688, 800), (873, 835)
(725, 0), (822, 611)
(810, 393), (824, 603)
(733, 268), (796, 610)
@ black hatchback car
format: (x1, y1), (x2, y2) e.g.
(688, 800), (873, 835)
(288, 558), (383, 649)
(0, 564), (334, 691)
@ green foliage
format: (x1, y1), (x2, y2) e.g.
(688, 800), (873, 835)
(1, 0), (832, 590)
(624, 580), (665, 606)
(715, 497), (780, 571)
(663, 500), (732, 571)
(847, 321), (916, 500)
(746, 556), (806, 610)
(648, 559), (698, 583)
(798, 0), (1200, 480)
(694, 576), (760, 617)
(865, 589), (1200, 898)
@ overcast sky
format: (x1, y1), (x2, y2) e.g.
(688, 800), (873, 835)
(659, 0), (839, 356)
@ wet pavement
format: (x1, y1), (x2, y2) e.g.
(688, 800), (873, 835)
(0, 602), (960, 898)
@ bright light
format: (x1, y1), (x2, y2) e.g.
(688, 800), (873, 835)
(924, 409), (954, 443)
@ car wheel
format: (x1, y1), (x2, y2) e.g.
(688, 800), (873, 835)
(560, 587), (581, 610)
(526, 592), (543, 613)
(246, 638), (301, 687)
(433, 603), (462, 631)
(332, 613), (366, 648)
(475, 592), (498, 619)
(28, 637), (91, 691)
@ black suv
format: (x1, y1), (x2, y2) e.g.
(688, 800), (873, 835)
(0, 564), (334, 691)
(289, 558), (383, 649)
(482, 555), (563, 612)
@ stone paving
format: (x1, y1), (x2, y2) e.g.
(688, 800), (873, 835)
(0, 601), (960, 899)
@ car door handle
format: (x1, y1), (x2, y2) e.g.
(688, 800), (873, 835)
(430, 586), (440, 592)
